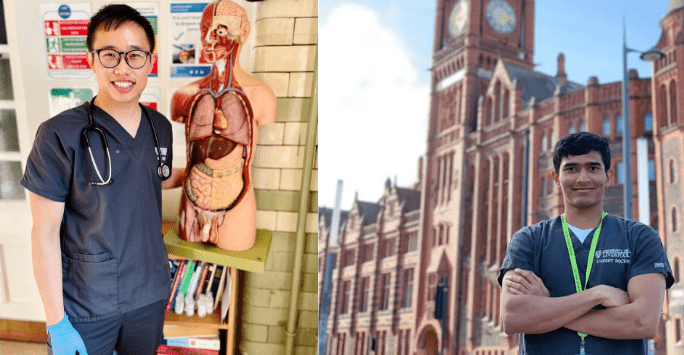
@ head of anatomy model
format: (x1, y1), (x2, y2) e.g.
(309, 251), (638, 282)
(200, 0), (249, 65)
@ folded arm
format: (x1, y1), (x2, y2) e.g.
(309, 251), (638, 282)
(564, 273), (666, 339)
(500, 269), (629, 335)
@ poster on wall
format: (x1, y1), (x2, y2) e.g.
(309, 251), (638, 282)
(169, 2), (210, 78)
(140, 87), (161, 110)
(41, 4), (92, 80)
(49, 87), (95, 117)
(128, 3), (159, 79)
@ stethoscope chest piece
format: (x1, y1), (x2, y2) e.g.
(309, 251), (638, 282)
(159, 164), (170, 179)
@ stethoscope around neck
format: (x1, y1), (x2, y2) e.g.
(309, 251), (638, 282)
(83, 97), (170, 185)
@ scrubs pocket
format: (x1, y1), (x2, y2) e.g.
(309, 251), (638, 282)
(62, 253), (118, 320)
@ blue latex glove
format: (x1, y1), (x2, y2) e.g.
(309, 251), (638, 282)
(46, 313), (88, 355)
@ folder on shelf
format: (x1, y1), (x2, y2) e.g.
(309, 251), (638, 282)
(163, 224), (271, 274)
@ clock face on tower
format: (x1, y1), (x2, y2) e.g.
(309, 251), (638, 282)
(448, 1), (468, 37)
(485, 0), (516, 34)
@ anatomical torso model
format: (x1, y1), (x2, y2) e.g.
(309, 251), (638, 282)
(171, 0), (276, 251)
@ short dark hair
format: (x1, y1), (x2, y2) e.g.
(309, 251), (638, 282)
(553, 132), (611, 173)
(87, 4), (155, 52)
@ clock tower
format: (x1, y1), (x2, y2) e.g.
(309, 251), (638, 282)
(430, 0), (535, 134)
(415, 0), (536, 353)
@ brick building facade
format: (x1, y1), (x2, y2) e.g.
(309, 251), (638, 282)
(320, 0), (684, 354)
(319, 179), (422, 355)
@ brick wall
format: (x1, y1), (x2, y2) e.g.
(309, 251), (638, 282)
(239, 0), (318, 354)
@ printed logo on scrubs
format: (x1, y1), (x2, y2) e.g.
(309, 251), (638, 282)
(155, 147), (168, 162)
(594, 248), (631, 264)
(655, 262), (665, 269)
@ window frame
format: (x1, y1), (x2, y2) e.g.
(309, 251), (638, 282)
(380, 273), (391, 311)
(407, 232), (418, 252)
(644, 111), (653, 132)
(616, 113), (624, 135)
(341, 280), (351, 314)
(0, 50), (25, 202)
(0, 1), (33, 209)
(360, 276), (370, 312)
(603, 115), (611, 136)
(402, 269), (413, 309)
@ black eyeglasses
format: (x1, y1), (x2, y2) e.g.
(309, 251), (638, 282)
(91, 49), (150, 69)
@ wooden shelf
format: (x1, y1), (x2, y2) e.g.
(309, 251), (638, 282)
(163, 222), (242, 354)
(163, 223), (271, 274)
(164, 311), (227, 329)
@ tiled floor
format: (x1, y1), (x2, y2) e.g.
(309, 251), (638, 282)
(0, 339), (46, 354)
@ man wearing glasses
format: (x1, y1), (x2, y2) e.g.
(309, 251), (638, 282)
(22, 4), (181, 354)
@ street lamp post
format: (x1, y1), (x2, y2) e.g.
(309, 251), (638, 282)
(621, 19), (663, 220)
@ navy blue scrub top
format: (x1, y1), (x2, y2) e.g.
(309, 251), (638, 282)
(21, 102), (173, 322)
(499, 214), (674, 355)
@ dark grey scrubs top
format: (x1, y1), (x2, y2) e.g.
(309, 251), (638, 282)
(21, 102), (173, 322)
(499, 214), (674, 355)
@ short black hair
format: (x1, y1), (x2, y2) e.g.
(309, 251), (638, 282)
(87, 4), (155, 52)
(553, 132), (611, 173)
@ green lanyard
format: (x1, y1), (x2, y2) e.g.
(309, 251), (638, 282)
(560, 212), (606, 347)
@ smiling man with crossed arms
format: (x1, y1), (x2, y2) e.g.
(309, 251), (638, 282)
(498, 132), (674, 355)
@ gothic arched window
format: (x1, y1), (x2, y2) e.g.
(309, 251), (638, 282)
(659, 84), (668, 128)
(502, 89), (510, 119)
(485, 96), (493, 126)
(670, 80), (678, 125)
(675, 257), (680, 283)
(494, 81), (501, 122)
(673, 207), (679, 233)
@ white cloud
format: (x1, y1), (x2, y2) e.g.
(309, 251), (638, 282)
(319, 3), (430, 209)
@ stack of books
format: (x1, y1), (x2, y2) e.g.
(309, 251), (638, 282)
(166, 258), (232, 320)
(157, 336), (220, 355)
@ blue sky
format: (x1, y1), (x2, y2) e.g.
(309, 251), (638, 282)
(319, 0), (672, 209)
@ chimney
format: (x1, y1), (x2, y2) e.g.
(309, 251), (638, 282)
(557, 52), (567, 86)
